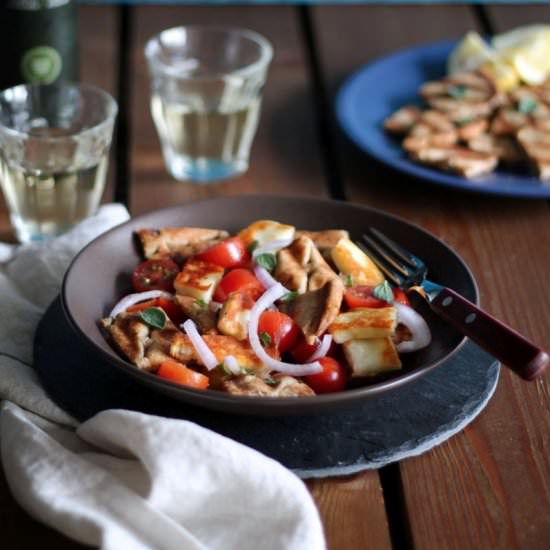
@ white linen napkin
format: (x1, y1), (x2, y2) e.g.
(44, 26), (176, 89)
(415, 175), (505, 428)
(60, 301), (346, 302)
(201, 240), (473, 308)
(0, 205), (326, 550)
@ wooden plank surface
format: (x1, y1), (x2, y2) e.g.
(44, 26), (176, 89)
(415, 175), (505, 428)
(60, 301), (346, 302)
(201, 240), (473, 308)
(314, 5), (550, 549)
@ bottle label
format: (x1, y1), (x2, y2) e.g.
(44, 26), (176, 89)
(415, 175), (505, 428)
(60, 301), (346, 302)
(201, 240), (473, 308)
(21, 46), (63, 84)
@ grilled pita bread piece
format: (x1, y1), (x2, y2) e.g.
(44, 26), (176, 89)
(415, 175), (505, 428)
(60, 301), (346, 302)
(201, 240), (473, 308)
(468, 133), (524, 164)
(100, 312), (178, 371)
(137, 227), (229, 260)
(456, 118), (488, 141)
(410, 145), (498, 178)
(420, 71), (503, 122)
(274, 235), (343, 295)
(517, 126), (550, 180)
(383, 105), (421, 134)
(175, 295), (218, 333)
(403, 131), (457, 154)
(221, 374), (315, 397)
(491, 108), (529, 136)
(280, 278), (344, 344)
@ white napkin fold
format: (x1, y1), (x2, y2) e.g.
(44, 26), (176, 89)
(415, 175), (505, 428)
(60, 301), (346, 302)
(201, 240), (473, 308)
(0, 205), (326, 550)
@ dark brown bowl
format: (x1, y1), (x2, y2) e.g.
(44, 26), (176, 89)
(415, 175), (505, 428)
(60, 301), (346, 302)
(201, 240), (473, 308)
(61, 195), (477, 415)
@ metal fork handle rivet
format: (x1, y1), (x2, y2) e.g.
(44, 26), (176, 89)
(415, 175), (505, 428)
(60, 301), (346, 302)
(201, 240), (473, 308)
(465, 313), (476, 324)
(442, 296), (453, 306)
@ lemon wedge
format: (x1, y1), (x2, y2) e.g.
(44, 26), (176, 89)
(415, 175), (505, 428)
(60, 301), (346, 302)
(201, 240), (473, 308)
(448, 31), (497, 75)
(492, 24), (550, 52)
(492, 25), (550, 85)
(480, 60), (519, 91)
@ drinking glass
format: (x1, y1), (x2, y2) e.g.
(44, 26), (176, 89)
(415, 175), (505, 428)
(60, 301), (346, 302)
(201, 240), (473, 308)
(145, 25), (273, 182)
(0, 83), (117, 243)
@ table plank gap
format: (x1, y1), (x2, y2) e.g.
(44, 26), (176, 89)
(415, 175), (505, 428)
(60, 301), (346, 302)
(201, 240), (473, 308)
(297, 6), (346, 201)
(379, 463), (414, 550)
(113, 5), (134, 208)
(306, 473), (393, 550)
(470, 4), (496, 36)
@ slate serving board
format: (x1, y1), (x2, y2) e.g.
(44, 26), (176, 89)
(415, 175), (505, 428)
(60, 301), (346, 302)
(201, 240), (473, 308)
(35, 298), (500, 479)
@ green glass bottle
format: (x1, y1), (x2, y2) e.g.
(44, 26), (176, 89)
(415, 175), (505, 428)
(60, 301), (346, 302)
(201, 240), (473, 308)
(0, 0), (79, 90)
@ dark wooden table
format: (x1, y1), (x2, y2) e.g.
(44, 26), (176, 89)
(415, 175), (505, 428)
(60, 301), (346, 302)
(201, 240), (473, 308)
(2, 5), (550, 549)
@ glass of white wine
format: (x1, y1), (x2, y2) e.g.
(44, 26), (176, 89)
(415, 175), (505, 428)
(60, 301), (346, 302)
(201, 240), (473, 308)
(0, 83), (117, 243)
(145, 25), (273, 182)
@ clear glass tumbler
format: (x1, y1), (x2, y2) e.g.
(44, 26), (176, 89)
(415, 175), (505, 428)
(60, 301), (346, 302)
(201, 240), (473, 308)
(145, 25), (273, 182)
(0, 83), (117, 243)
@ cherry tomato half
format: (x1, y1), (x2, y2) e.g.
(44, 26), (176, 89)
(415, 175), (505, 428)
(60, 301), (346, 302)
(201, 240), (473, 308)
(291, 336), (336, 363)
(126, 297), (185, 325)
(157, 360), (209, 390)
(213, 268), (264, 303)
(344, 286), (388, 309)
(393, 288), (410, 306)
(258, 310), (301, 353)
(303, 357), (346, 394)
(196, 237), (250, 269)
(132, 258), (179, 293)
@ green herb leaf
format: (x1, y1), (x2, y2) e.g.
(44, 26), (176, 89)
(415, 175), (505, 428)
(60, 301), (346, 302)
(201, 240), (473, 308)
(447, 84), (467, 99)
(240, 367), (255, 375)
(264, 375), (277, 386)
(195, 299), (207, 309)
(217, 363), (232, 376)
(282, 291), (298, 302)
(345, 274), (354, 287)
(518, 96), (538, 114)
(139, 307), (166, 329)
(247, 240), (259, 254)
(256, 253), (277, 272)
(260, 331), (272, 347)
(373, 281), (394, 304)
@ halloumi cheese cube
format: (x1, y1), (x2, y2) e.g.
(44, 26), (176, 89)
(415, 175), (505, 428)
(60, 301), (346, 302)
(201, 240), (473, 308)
(331, 238), (385, 286)
(174, 258), (224, 303)
(217, 292), (253, 340)
(162, 332), (268, 375)
(329, 307), (397, 343)
(343, 338), (401, 377)
(238, 220), (295, 248)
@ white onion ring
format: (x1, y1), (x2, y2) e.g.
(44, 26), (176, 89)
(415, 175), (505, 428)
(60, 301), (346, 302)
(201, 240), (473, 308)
(224, 355), (241, 376)
(305, 334), (332, 362)
(252, 237), (294, 258)
(395, 302), (432, 352)
(254, 265), (279, 290)
(181, 319), (218, 370)
(109, 290), (173, 318)
(248, 284), (322, 376)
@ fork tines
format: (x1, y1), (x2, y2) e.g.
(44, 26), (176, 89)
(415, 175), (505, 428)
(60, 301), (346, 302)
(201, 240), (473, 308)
(358, 228), (425, 287)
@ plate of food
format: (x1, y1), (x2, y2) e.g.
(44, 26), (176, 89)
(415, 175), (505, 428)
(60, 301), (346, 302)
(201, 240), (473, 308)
(61, 195), (476, 415)
(336, 26), (550, 197)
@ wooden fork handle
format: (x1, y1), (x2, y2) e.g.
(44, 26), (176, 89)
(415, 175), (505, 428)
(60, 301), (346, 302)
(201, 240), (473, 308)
(431, 288), (549, 381)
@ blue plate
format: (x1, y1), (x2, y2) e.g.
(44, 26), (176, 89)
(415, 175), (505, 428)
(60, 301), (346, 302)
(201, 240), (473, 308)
(336, 40), (550, 198)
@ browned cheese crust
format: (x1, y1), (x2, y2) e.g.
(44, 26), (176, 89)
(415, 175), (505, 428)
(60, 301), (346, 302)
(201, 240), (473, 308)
(136, 227), (229, 259)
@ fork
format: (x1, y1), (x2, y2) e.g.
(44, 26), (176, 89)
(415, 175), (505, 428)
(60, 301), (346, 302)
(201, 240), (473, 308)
(360, 228), (549, 381)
